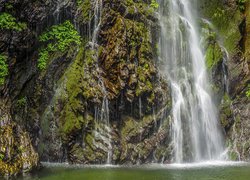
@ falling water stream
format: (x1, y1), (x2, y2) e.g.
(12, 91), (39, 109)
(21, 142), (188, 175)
(90, 0), (112, 165)
(158, 0), (226, 163)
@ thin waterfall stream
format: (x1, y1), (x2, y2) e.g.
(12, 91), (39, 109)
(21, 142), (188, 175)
(158, 0), (226, 163)
(90, 0), (112, 165)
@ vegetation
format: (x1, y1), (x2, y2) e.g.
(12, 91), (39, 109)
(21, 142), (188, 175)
(38, 21), (81, 70)
(246, 85), (250, 98)
(78, 0), (92, 22)
(205, 43), (223, 69)
(0, 54), (8, 86)
(201, 0), (242, 55)
(237, 0), (247, 11)
(0, 153), (3, 161)
(0, 13), (26, 31)
(150, 0), (159, 9)
(17, 97), (27, 108)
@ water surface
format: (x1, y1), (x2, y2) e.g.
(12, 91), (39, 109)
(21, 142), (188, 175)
(17, 162), (250, 180)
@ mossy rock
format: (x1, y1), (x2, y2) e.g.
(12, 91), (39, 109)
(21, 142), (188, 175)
(0, 111), (38, 177)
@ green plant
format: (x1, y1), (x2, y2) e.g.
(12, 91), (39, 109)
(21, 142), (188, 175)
(37, 49), (49, 70)
(237, 0), (247, 12)
(246, 84), (250, 98)
(38, 21), (81, 70)
(150, 0), (159, 9)
(0, 12), (27, 31)
(17, 97), (27, 108)
(5, 3), (13, 9)
(0, 153), (4, 161)
(0, 54), (8, 86)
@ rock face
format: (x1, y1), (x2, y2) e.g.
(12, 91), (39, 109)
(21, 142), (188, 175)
(0, 103), (38, 177)
(200, 0), (250, 161)
(0, 0), (171, 176)
(0, 0), (249, 177)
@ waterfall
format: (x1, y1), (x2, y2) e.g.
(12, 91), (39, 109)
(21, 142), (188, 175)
(90, 0), (112, 164)
(158, 0), (225, 163)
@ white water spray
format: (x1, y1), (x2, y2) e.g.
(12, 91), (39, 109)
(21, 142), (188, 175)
(158, 0), (226, 163)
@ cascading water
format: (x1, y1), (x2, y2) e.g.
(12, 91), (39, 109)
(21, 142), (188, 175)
(90, 0), (112, 164)
(158, 0), (226, 163)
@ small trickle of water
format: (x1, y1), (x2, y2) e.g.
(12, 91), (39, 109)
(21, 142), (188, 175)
(158, 0), (226, 163)
(221, 47), (229, 94)
(89, 0), (112, 165)
(91, 0), (103, 47)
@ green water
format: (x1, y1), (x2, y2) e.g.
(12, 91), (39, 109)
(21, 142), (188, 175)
(16, 162), (250, 180)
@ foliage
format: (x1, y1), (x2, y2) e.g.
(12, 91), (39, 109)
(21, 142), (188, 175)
(0, 153), (4, 161)
(125, 0), (158, 17)
(0, 13), (27, 31)
(201, 0), (242, 55)
(246, 85), (250, 98)
(5, 3), (13, 9)
(150, 0), (159, 9)
(0, 54), (8, 86)
(38, 21), (81, 70)
(205, 43), (223, 69)
(237, 0), (247, 12)
(17, 97), (27, 108)
(37, 49), (49, 70)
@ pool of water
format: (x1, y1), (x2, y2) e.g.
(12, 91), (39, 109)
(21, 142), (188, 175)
(16, 161), (250, 180)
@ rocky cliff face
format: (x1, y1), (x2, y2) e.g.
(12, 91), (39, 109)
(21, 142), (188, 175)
(0, 0), (249, 178)
(199, 0), (250, 161)
(0, 0), (171, 176)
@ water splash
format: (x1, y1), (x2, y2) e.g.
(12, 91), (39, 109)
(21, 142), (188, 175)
(158, 0), (225, 163)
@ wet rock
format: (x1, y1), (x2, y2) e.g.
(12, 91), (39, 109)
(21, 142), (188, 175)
(0, 105), (38, 177)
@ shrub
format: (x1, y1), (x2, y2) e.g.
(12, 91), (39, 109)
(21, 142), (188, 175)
(0, 12), (27, 31)
(0, 54), (8, 86)
(150, 0), (159, 9)
(38, 21), (81, 70)
(17, 97), (27, 108)
(237, 0), (247, 12)
(246, 85), (250, 98)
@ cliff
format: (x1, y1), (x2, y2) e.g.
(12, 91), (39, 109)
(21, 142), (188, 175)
(0, 0), (249, 177)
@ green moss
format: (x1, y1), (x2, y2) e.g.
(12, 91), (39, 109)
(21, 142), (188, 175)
(200, 0), (242, 55)
(5, 3), (13, 10)
(0, 54), (8, 86)
(58, 44), (101, 136)
(205, 42), (223, 69)
(201, 21), (224, 69)
(0, 12), (27, 31)
(125, 0), (158, 17)
(237, 0), (247, 12)
(220, 93), (233, 128)
(37, 49), (49, 70)
(77, 0), (92, 22)
(246, 84), (250, 98)
(150, 0), (159, 9)
(229, 151), (239, 161)
(16, 97), (27, 108)
(0, 153), (4, 161)
(85, 49), (96, 66)
(38, 21), (81, 70)
(60, 48), (85, 135)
